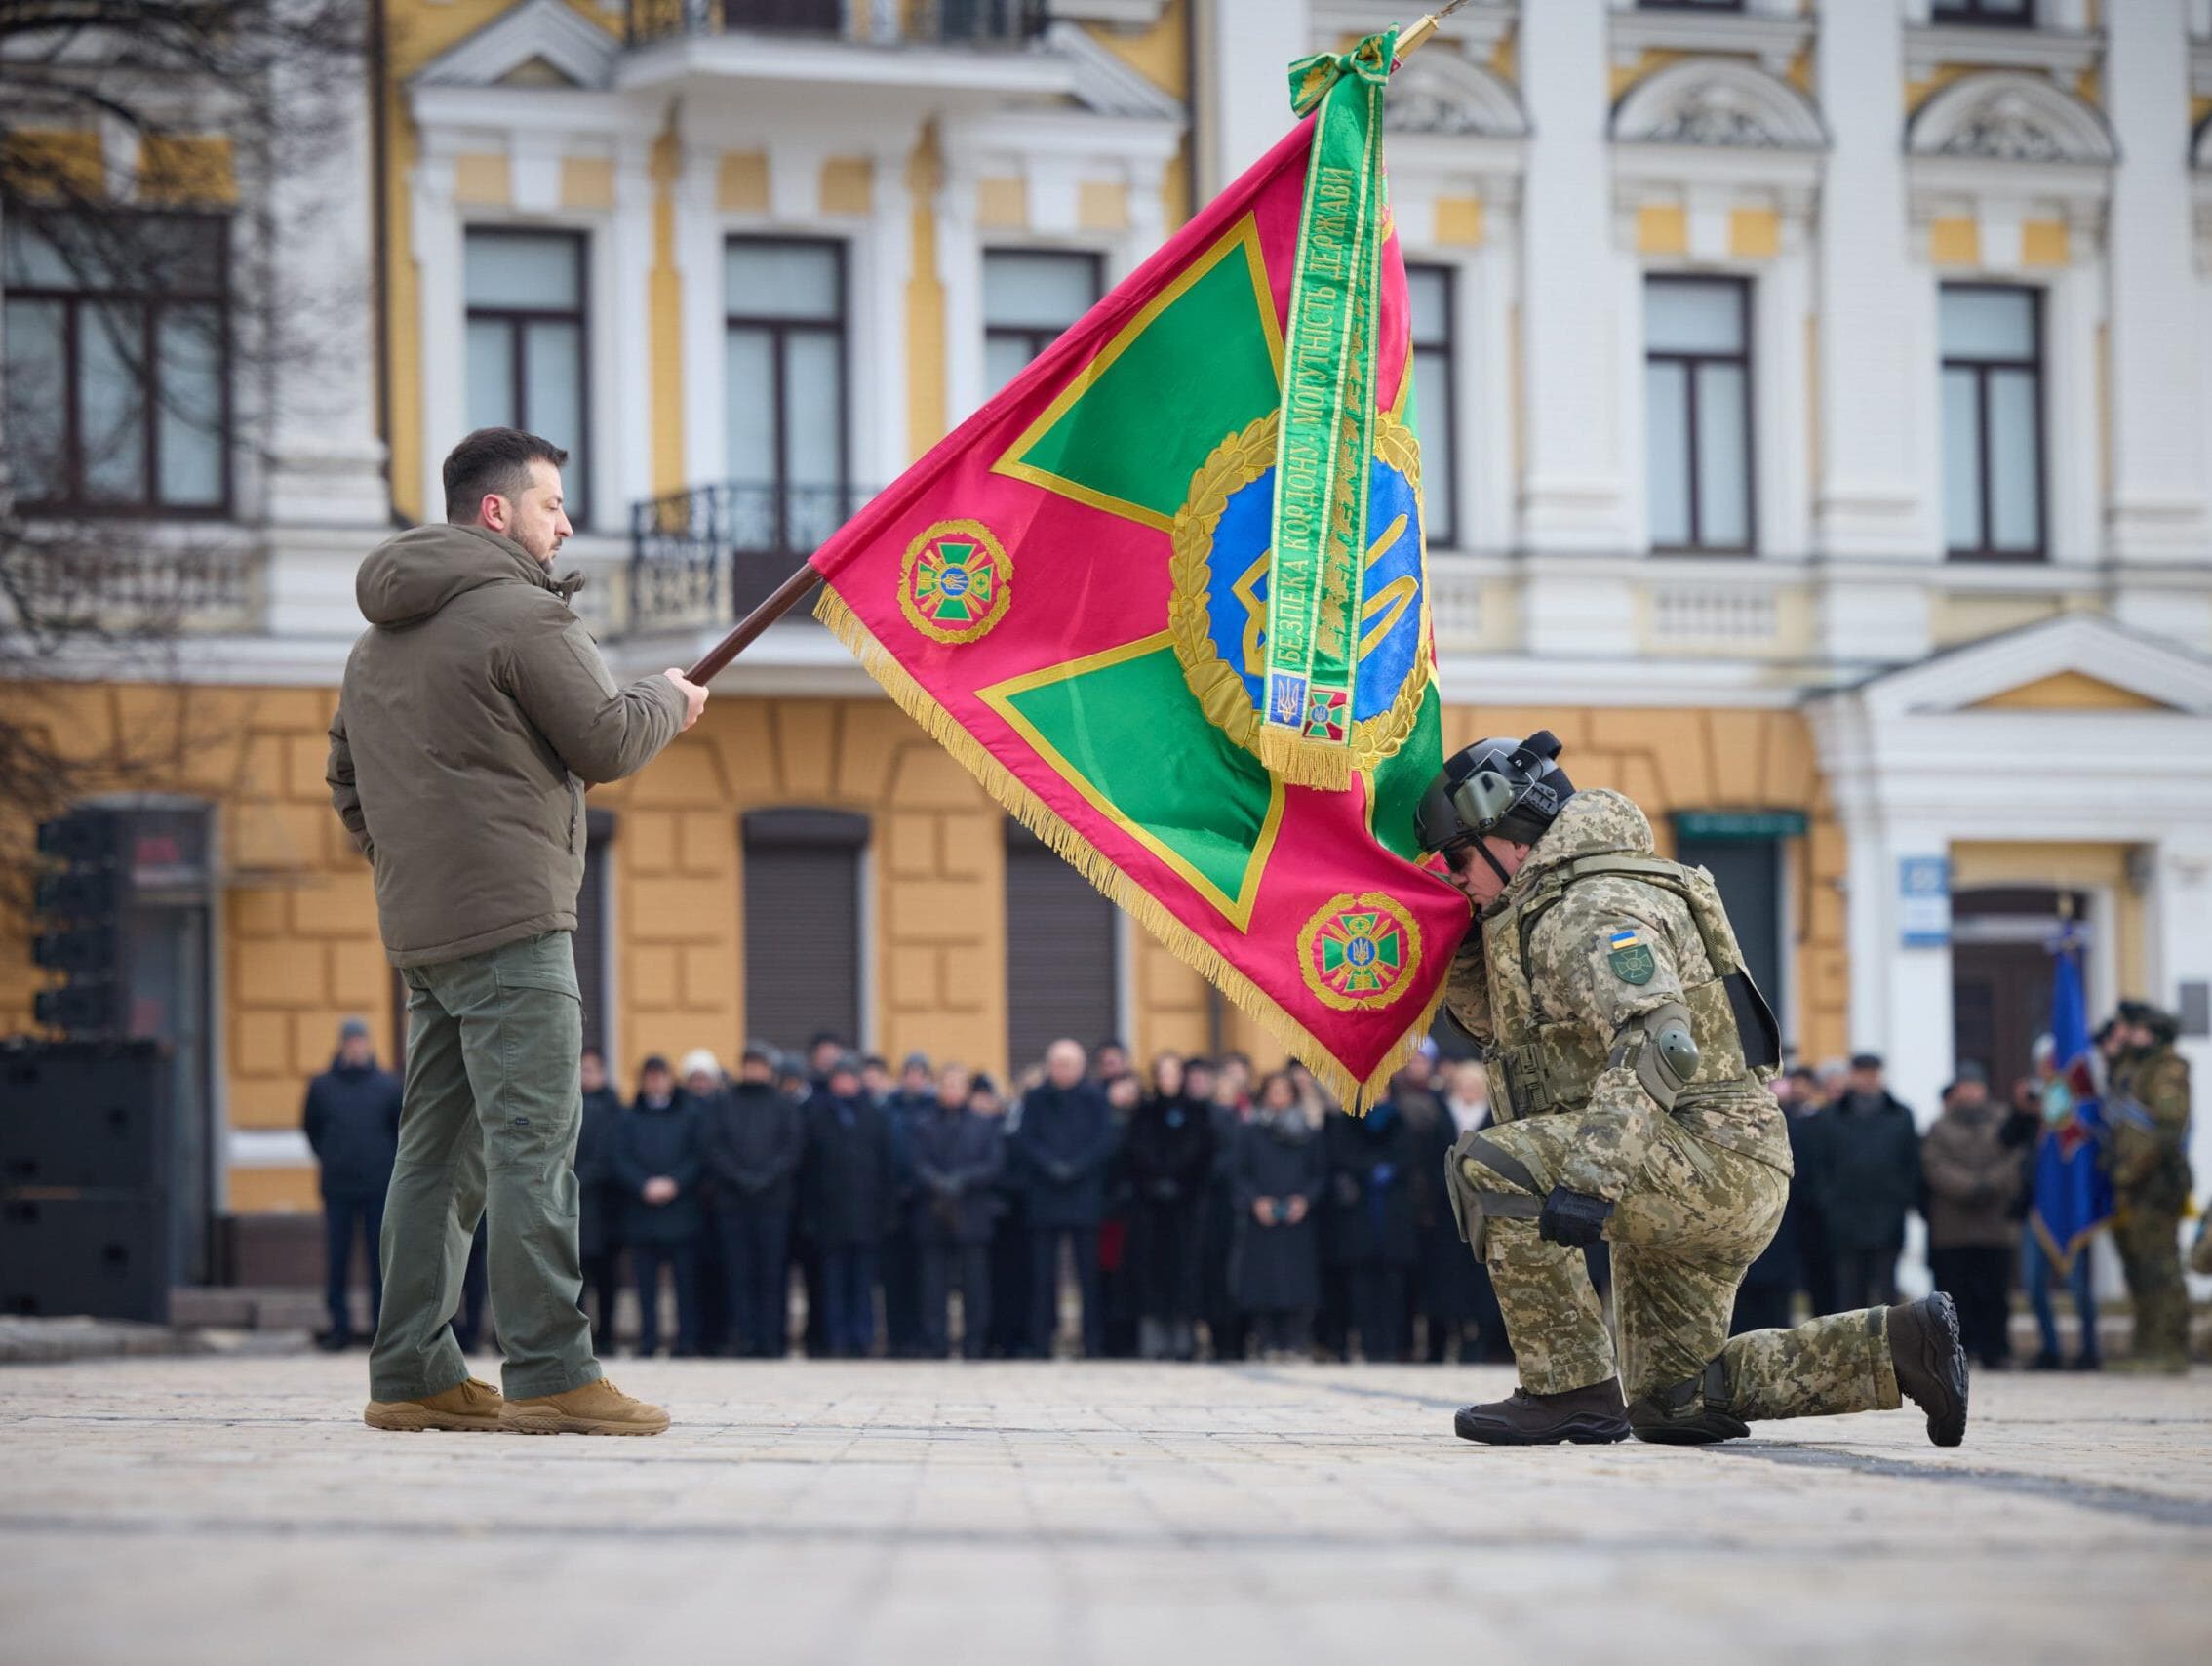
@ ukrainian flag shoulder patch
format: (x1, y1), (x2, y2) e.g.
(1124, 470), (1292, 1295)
(1605, 928), (1655, 986)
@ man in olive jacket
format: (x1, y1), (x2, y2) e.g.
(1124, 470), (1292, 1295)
(329, 427), (706, 1435)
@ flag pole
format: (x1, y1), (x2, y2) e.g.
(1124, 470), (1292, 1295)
(1394, 0), (1474, 62)
(684, 560), (821, 684)
(682, 0), (1473, 685)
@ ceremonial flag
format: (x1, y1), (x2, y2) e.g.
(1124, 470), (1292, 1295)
(2031, 933), (2113, 1274)
(807, 31), (1464, 1102)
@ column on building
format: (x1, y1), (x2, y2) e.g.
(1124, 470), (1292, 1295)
(1514, 0), (1637, 664)
(1814, 0), (1931, 664)
(1196, 0), (1310, 194)
(2142, 837), (2212, 1198)
(2107, 0), (2212, 644)
(260, 36), (393, 637)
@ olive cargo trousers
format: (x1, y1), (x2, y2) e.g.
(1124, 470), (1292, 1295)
(1449, 1107), (1902, 1421)
(369, 932), (602, 1404)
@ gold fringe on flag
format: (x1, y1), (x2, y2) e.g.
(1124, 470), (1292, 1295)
(814, 585), (1444, 1111)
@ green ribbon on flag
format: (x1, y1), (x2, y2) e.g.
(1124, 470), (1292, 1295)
(1261, 28), (1398, 788)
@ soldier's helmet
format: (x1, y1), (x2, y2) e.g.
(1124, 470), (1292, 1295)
(1414, 731), (1575, 856)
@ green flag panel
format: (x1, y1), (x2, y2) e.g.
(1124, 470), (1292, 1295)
(984, 637), (1284, 926)
(996, 221), (1284, 530)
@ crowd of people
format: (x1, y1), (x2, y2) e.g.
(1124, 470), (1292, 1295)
(1736, 1000), (2201, 1374)
(301, 1013), (2204, 1368)
(558, 1034), (1513, 1364)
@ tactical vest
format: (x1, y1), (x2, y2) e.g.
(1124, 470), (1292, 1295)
(1481, 853), (1780, 1127)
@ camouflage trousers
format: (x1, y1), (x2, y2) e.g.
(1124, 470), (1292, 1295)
(2112, 1196), (2189, 1365)
(1449, 1109), (1901, 1419)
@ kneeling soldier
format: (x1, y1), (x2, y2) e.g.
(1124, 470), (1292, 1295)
(1418, 734), (1968, 1447)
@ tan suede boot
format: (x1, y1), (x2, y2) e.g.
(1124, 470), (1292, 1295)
(363, 1376), (504, 1433)
(500, 1377), (670, 1436)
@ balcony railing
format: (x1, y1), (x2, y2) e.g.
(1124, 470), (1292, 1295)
(628, 481), (876, 634)
(627, 0), (1047, 48)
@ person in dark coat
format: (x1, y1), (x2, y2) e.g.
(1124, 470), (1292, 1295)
(302, 1017), (402, 1350)
(1323, 1094), (1420, 1362)
(1425, 1059), (1509, 1363)
(878, 1052), (936, 1360)
(573, 1046), (626, 1355)
(613, 1055), (706, 1357)
(1098, 1070), (1145, 1359)
(1229, 1071), (1323, 1359)
(1812, 1053), (1923, 1308)
(1125, 1053), (1215, 1361)
(982, 1070), (1033, 1360)
(1193, 1059), (1251, 1363)
(799, 1056), (896, 1358)
(1012, 1039), (1119, 1359)
(1921, 1070), (2026, 1369)
(701, 1043), (804, 1359)
(680, 1051), (732, 1357)
(1390, 1055), (1452, 1359)
(1732, 1067), (1821, 1334)
(911, 1065), (1007, 1359)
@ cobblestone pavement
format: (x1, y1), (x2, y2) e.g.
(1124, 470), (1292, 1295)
(2, 1356), (2207, 1665)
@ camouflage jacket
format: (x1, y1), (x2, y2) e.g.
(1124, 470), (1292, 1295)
(1443, 788), (1791, 1182)
(2108, 1045), (2192, 1200)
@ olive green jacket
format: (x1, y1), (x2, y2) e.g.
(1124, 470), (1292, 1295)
(327, 523), (686, 968)
(2108, 1045), (2192, 1202)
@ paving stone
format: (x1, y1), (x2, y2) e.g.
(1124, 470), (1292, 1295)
(0, 1356), (2206, 1664)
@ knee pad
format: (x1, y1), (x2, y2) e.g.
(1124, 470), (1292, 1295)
(1627, 1359), (1752, 1446)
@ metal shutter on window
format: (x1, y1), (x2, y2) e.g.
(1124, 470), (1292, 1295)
(573, 810), (616, 1056)
(1004, 819), (1118, 1075)
(744, 810), (868, 1053)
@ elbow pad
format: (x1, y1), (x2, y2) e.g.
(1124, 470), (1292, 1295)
(1608, 1001), (1700, 1111)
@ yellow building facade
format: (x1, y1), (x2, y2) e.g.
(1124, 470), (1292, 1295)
(9, 0), (2212, 1246)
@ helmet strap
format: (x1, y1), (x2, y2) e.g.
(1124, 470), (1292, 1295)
(1470, 838), (1514, 890)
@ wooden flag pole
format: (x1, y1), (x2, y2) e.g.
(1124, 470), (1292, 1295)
(683, 560), (822, 684)
(680, 0), (1472, 686)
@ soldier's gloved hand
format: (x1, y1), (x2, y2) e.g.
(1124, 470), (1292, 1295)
(1536, 1186), (1613, 1248)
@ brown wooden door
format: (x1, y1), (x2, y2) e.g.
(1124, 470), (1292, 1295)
(1951, 887), (2087, 1096)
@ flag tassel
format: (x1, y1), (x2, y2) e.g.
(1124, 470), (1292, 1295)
(815, 586), (1444, 1109)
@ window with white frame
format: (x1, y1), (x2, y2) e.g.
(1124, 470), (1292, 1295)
(725, 237), (849, 552)
(1644, 275), (1754, 554)
(1940, 284), (2044, 561)
(982, 249), (1100, 394)
(3, 213), (231, 515)
(1405, 263), (1458, 549)
(464, 228), (590, 524)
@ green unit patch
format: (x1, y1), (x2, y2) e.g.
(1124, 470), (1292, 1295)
(1608, 944), (1655, 986)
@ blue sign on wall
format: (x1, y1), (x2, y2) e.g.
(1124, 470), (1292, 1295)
(1899, 855), (1951, 949)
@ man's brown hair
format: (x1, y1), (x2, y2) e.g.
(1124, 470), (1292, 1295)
(442, 427), (569, 523)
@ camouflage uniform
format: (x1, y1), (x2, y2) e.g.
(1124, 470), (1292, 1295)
(1442, 788), (1901, 1426)
(2107, 1039), (2192, 1368)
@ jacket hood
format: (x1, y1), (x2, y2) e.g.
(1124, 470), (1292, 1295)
(1485, 788), (1654, 916)
(355, 522), (564, 628)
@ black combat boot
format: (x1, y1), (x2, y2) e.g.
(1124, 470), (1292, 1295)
(1626, 1361), (1751, 1446)
(1888, 1291), (1969, 1448)
(1453, 1379), (1630, 1446)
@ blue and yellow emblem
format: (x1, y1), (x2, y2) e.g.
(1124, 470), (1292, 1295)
(1606, 929), (1655, 986)
(1168, 410), (1429, 773)
(1299, 892), (1423, 1012)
